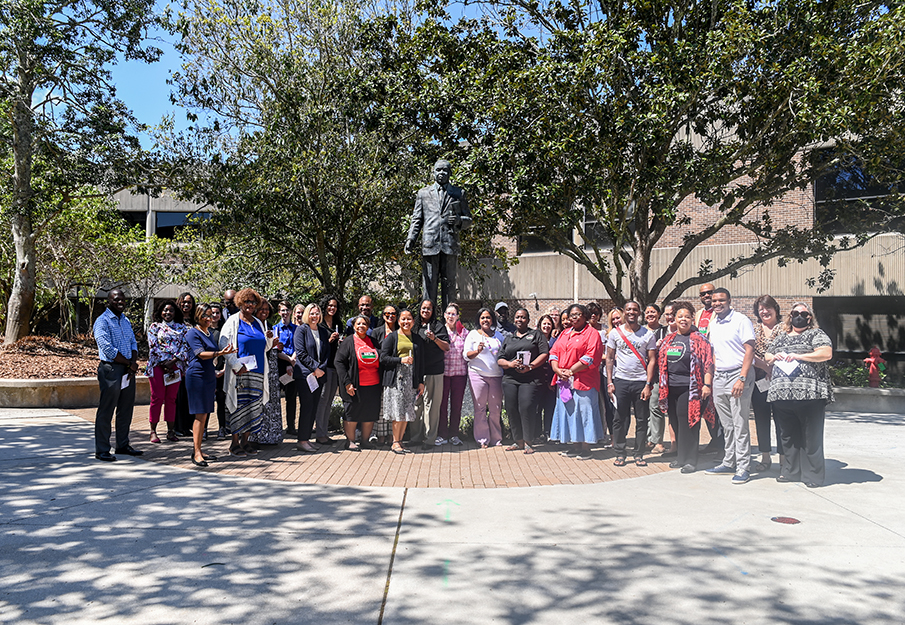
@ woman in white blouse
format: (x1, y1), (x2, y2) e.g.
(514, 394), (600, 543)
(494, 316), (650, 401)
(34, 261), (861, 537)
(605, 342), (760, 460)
(463, 307), (505, 447)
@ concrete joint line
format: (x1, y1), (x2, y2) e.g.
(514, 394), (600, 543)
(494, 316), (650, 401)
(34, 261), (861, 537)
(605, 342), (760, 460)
(378, 487), (408, 625)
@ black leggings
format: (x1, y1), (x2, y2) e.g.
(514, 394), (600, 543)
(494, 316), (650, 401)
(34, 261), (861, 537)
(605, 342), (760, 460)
(503, 379), (538, 443)
(752, 385), (783, 454)
(667, 386), (702, 468)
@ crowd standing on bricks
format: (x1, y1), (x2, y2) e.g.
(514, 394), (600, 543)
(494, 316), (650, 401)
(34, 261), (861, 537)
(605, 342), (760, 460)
(90, 285), (834, 488)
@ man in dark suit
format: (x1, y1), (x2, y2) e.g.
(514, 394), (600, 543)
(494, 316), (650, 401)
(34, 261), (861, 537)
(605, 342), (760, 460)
(405, 160), (472, 311)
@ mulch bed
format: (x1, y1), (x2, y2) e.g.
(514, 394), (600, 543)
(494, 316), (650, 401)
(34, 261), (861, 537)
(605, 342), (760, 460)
(0, 335), (147, 379)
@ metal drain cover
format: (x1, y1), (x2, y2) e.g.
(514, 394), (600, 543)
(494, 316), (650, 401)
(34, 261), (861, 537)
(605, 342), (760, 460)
(771, 516), (801, 524)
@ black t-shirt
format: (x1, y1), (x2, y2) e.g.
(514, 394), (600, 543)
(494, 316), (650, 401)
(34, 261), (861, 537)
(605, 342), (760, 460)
(499, 329), (550, 384)
(417, 320), (450, 376)
(666, 333), (692, 387)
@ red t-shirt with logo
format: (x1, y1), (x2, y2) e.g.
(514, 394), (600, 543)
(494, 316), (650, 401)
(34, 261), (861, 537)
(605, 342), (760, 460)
(355, 336), (380, 386)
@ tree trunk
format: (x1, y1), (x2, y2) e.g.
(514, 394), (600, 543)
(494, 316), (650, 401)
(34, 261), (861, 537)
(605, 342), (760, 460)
(628, 231), (651, 306)
(5, 214), (37, 343)
(4, 90), (36, 344)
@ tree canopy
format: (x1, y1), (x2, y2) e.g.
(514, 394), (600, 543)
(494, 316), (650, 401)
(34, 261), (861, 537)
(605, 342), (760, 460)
(1, 0), (161, 342)
(384, 0), (905, 304)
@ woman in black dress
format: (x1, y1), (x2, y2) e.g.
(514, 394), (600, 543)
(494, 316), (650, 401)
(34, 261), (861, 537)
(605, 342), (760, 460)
(185, 304), (236, 466)
(335, 315), (382, 451)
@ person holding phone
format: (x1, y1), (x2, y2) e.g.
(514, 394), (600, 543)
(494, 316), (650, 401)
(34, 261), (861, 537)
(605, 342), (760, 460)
(380, 309), (426, 454)
(498, 308), (549, 454)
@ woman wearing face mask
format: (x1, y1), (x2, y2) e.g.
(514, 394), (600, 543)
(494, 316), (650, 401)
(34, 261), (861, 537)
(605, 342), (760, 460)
(498, 308), (549, 454)
(751, 295), (784, 472)
(657, 301), (715, 473)
(439, 304), (469, 446)
(765, 302), (833, 488)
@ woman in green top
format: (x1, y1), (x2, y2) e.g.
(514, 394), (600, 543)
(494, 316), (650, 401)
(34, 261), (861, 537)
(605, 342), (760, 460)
(379, 309), (426, 454)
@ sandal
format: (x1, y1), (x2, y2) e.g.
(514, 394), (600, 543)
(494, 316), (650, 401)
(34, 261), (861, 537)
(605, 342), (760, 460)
(391, 442), (406, 455)
(229, 446), (246, 458)
(754, 457), (772, 472)
(166, 432), (179, 442)
(523, 445), (535, 455)
(150, 433), (161, 444)
(635, 457), (648, 467)
(242, 444), (258, 455)
(202, 453), (218, 462)
(345, 441), (361, 452)
(614, 457), (627, 467)
(505, 444), (521, 451)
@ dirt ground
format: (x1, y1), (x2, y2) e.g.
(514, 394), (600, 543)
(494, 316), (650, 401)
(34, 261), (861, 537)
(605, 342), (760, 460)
(0, 335), (146, 379)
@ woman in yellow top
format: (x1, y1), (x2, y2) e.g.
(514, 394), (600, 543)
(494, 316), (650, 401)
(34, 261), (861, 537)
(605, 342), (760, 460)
(379, 309), (426, 454)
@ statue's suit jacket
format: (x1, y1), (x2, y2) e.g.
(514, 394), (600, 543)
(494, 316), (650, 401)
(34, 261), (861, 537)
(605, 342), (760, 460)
(406, 182), (472, 256)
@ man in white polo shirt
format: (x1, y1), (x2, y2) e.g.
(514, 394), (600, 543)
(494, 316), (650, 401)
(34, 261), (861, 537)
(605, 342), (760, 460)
(705, 288), (755, 484)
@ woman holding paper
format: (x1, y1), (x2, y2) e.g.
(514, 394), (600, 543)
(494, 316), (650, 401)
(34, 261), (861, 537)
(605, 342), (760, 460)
(549, 304), (605, 461)
(498, 308), (549, 454)
(463, 308), (505, 448)
(293, 303), (332, 453)
(185, 304), (236, 467)
(766, 302), (833, 488)
(219, 288), (274, 457)
(656, 301), (714, 474)
(335, 315), (382, 451)
(146, 299), (189, 444)
(751, 295), (784, 472)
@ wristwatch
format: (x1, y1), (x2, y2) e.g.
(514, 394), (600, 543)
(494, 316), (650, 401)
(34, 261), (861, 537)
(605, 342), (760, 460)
(739, 376), (747, 382)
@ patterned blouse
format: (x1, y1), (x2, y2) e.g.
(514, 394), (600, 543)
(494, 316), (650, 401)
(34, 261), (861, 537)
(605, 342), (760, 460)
(443, 326), (469, 377)
(766, 328), (834, 402)
(657, 330), (716, 428)
(146, 321), (190, 375)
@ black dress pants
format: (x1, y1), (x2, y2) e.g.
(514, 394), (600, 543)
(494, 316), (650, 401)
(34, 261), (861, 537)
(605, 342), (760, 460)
(95, 362), (135, 454)
(613, 378), (649, 458)
(752, 385), (783, 454)
(667, 386), (702, 468)
(297, 378), (324, 442)
(773, 399), (826, 485)
(502, 379), (538, 443)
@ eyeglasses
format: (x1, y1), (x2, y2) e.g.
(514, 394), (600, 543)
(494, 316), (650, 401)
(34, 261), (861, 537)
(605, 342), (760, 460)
(699, 290), (714, 296)
(791, 310), (811, 319)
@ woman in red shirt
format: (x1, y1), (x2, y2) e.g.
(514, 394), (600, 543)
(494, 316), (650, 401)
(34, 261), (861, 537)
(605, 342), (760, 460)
(335, 315), (382, 451)
(549, 304), (605, 460)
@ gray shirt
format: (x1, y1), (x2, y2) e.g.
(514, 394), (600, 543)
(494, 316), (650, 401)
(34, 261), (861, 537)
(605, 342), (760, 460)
(607, 325), (657, 382)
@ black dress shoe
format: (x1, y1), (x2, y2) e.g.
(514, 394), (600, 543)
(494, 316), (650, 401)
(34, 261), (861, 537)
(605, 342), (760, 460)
(805, 482), (821, 488)
(776, 475), (793, 483)
(95, 451), (117, 462)
(115, 445), (144, 456)
(669, 461), (681, 468)
(191, 457), (209, 468)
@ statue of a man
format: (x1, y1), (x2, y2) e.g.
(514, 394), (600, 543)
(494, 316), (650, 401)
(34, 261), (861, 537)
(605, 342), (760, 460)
(405, 160), (472, 311)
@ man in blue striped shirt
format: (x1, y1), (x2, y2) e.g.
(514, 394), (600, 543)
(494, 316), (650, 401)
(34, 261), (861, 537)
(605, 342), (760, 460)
(92, 289), (143, 461)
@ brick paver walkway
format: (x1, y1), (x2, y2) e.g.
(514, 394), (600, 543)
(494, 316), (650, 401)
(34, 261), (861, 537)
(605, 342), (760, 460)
(66, 405), (708, 488)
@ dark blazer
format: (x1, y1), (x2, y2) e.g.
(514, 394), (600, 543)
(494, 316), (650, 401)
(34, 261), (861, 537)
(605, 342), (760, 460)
(406, 182), (472, 256)
(335, 334), (381, 403)
(294, 324), (331, 377)
(379, 330), (425, 389)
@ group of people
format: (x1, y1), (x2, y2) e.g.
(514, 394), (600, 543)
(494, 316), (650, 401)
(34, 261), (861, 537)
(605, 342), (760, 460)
(92, 283), (834, 487)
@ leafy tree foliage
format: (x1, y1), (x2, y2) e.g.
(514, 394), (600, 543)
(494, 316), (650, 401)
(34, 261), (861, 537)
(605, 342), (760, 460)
(163, 0), (453, 307)
(390, 0), (905, 304)
(0, 0), (161, 342)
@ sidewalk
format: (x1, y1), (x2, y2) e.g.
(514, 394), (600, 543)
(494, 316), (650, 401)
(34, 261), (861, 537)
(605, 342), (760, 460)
(1, 408), (903, 624)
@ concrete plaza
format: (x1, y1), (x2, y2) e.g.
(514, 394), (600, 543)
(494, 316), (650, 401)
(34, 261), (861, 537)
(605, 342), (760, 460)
(1, 407), (903, 624)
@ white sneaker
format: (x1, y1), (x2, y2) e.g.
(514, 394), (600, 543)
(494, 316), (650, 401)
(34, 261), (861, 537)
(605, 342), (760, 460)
(450, 436), (463, 446)
(435, 437), (448, 446)
(369, 434), (378, 444)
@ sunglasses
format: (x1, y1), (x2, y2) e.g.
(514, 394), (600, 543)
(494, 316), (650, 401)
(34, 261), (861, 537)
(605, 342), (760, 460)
(384, 312), (396, 317)
(791, 310), (811, 319)
(700, 290), (714, 296)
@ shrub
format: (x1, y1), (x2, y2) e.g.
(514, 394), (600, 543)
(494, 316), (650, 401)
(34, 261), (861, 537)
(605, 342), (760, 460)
(829, 361), (886, 388)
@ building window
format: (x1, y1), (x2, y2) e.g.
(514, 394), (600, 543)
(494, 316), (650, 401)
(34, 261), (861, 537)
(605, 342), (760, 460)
(581, 208), (613, 250)
(518, 233), (555, 254)
(814, 154), (901, 234)
(155, 212), (210, 239)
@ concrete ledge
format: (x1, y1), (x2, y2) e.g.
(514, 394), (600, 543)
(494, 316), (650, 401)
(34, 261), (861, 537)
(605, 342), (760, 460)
(833, 386), (905, 415)
(0, 376), (151, 409)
